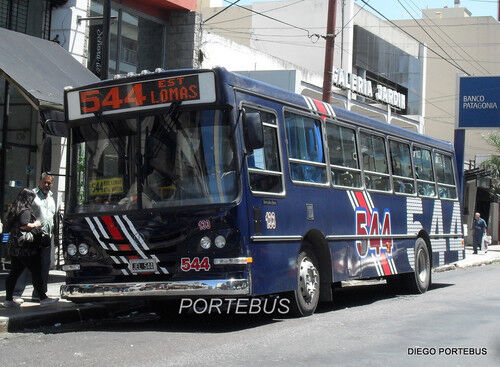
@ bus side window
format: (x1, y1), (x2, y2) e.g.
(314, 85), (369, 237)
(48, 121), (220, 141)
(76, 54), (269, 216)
(285, 111), (327, 184)
(326, 122), (362, 188)
(360, 132), (391, 192)
(413, 146), (437, 197)
(245, 107), (284, 195)
(389, 140), (415, 195)
(433, 152), (457, 199)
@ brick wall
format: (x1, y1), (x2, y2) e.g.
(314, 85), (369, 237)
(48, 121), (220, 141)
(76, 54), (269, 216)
(165, 11), (201, 69)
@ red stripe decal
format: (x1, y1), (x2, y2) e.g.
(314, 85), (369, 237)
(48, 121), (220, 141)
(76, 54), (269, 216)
(119, 244), (132, 251)
(354, 191), (371, 223)
(102, 216), (124, 240)
(313, 99), (328, 120)
(379, 253), (392, 275)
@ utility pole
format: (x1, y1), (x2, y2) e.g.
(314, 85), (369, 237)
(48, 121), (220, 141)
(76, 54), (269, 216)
(322, 0), (337, 103)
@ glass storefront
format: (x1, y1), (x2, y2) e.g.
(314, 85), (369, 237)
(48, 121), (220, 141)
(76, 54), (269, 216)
(89, 0), (166, 78)
(353, 25), (423, 115)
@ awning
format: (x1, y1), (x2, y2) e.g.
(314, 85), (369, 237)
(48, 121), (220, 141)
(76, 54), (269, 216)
(0, 27), (99, 111)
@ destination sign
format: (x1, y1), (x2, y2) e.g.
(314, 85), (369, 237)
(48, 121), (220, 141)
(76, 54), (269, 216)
(66, 71), (217, 121)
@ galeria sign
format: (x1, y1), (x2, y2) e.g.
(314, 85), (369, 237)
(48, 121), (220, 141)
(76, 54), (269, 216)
(332, 67), (406, 110)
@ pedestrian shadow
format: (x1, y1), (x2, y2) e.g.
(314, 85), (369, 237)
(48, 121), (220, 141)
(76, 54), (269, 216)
(0, 272), (65, 293)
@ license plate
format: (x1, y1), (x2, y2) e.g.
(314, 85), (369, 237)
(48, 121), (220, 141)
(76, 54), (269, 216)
(128, 259), (157, 274)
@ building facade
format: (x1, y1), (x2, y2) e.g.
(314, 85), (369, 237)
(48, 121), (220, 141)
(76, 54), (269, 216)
(0, 0), (198, 219)
(200, 0), (426, 133)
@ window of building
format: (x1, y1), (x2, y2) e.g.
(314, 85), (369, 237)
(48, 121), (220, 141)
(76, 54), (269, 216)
(285, 111), (327, 184)
(90, 0), (165, 77)
(389, 140), (415, 194)
(0, 0), (51, 39)
(433, 152), (457, 199)
(326, 122), (362, 188)
(246, 107), (284, 195)
(360, 132), (391, 191)
(413, 146), (436, 197)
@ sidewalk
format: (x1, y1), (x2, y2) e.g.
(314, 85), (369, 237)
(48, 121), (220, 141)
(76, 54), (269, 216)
(0, 270), (144, 332)
(434, 244), (500, 272)
(1, 245), (500, 332)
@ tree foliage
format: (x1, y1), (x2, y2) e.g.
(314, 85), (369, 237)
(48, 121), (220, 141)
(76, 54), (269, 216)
(480, 132), (500, 199)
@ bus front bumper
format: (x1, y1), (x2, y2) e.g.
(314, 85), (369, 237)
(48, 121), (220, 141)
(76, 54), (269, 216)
(60, 278), (250, 299)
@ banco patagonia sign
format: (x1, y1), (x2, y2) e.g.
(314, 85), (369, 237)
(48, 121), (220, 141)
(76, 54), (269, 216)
(332, 67), (406, 109)
(458, 76), (500, 128)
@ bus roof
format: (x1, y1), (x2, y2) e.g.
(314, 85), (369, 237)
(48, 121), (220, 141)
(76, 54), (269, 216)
(218, 67), (454, 153)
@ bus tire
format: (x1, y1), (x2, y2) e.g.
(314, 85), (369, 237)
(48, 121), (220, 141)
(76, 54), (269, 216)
(288, 249), (320, 317)
(406, 238), (431, 294)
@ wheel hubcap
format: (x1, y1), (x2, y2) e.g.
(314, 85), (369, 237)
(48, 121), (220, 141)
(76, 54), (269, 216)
(416, 248), (428, 284)
(299, 256), (319, 303)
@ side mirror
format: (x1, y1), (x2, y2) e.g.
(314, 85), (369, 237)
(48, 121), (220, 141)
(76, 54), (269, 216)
(242, 110), (264, 151)
(41, 137), (52, 174)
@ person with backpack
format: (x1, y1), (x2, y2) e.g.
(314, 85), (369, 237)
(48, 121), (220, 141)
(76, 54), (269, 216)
(2, 188), (58, 308)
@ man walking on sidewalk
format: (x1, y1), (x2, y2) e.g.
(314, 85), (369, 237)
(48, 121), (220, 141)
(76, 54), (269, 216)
(472, 212), (487, 255)
(13, 172), (56, 302)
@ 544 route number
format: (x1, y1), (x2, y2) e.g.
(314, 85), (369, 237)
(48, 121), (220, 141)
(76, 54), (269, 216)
(180, 257), (210, 272)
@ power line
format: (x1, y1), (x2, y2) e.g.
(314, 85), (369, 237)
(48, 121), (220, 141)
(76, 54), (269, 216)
(358, 0), (471, 75)
(219, 0), (323, 41)
(205, 0), (305, 26)
(395, 0), (469, 74)
(333, 0), (368, 38)
(203, 0), (241, 24)
(403, 0), (491, 75)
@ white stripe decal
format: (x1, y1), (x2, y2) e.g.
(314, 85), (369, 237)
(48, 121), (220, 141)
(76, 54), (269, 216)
(115, 215), (160, 275)
(85, 217), (127, 275)
(388, 258), (397, 274)
(371, 254), (383, 276)
(349, 191), (359, 209)
(347, 191), (356, 210)
(325, 103), (335, 117)
(363, 191), (374, 211)
(302, 96), (311, 109)
(93, 217), (129, 265)
(123, 215), (169, 274)
(304, 96), (314, 111)
(114, 216), (149, 260)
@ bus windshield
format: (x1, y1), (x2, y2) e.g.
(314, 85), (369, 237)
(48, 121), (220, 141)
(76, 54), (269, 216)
(70, 109), (238, 213)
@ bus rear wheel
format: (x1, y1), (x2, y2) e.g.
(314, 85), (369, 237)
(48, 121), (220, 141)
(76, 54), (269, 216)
(406, 238), (431, 293)
(289, 249), (320, 317)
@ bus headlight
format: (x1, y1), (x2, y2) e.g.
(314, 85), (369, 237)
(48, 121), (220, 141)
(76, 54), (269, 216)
(78, 243), (89, 255)
(214, 235), (226, 248)
(67, 244), (77, 256)
(200, 236), (211, 249)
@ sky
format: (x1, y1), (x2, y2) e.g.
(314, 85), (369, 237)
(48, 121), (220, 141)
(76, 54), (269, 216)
(232, 0), (499, 19)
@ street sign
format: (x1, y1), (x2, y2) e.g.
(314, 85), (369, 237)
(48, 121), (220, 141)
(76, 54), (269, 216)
(458, 76), (500, 128)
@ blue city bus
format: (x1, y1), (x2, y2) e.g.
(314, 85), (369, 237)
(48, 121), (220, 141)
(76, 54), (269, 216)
(60, 67), (464, 316)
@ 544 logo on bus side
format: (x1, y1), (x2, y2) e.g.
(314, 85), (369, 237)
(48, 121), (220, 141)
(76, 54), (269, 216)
(355, 208), (393, 258)
(180, 257), (211, 272)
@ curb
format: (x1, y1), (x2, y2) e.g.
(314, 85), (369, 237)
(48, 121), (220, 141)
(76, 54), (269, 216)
(0, 303), (108, 333)
(434, 258), (500, 273)
(0, 301), (147, 332)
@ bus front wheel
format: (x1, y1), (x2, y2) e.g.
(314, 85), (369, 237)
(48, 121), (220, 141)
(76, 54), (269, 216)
(289, 249), (320, 317)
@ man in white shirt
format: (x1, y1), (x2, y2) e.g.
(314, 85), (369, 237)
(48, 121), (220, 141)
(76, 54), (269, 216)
(13, 172), (56, 301)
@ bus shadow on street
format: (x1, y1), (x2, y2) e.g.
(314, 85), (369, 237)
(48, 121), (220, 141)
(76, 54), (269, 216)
(315, 281), (454, 313)
(26, 282), (454, 335)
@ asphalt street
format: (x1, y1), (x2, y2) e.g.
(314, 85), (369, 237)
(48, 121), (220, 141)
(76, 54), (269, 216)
(0, 263), (499, 367)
